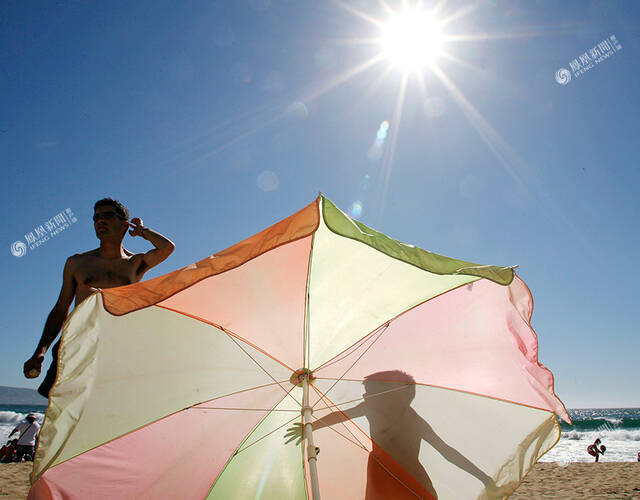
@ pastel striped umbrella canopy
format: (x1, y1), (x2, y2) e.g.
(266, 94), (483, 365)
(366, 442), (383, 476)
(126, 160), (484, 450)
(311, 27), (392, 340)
(29, 195), (569, 500)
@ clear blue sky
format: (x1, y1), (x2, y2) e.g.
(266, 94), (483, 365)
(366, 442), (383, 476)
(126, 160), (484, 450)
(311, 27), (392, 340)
(1, 0), (638, 408)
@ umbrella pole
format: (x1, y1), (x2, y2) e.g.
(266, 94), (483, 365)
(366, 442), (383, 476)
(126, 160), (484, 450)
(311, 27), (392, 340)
(301, 373), (321, 500)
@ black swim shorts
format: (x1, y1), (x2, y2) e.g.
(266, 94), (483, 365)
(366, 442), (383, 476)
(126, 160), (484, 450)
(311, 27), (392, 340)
(37, 341), (60, 398)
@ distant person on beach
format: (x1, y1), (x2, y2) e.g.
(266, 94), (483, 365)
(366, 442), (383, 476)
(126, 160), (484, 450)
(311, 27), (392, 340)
(637, 451), (640, 462)
(587, 438), (605, 462)
(8, 413), (40, 461)
(23, 198), (175, 398)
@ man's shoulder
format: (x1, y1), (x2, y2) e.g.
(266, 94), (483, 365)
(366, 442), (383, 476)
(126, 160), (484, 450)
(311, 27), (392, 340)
(67, 250), (98, 262)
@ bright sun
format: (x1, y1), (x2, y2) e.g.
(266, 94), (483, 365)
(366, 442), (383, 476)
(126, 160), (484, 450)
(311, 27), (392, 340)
(381, 9), (444, 73)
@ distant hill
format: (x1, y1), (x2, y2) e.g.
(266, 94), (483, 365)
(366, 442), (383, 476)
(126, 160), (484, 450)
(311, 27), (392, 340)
(0, 386), (47, 406)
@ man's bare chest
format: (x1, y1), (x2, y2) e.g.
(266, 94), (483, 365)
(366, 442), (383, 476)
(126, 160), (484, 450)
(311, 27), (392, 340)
(74, 257), (141, 289)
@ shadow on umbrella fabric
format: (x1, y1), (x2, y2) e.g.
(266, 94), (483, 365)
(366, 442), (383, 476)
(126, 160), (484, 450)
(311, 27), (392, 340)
(310, 370), (494, 499)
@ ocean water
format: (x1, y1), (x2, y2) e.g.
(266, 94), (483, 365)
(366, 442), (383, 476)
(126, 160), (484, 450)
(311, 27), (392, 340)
(0, 405), (46, 445)
(540, 408), (640, 463)
(2, 406), (639, 463)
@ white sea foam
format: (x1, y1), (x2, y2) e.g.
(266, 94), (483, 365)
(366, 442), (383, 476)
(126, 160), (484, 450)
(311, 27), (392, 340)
(541, 428), (640, 463)
(0, 411), (30, 425)
(0, 411), (44, 444)
(562, 428), (640, 441)
(603, 417), (623, 425)
(542, 408), (640, 462)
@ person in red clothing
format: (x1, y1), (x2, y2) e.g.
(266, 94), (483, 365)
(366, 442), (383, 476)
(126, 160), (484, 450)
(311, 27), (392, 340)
(587, 438), (605, 462)
(0, 439), (19, 463)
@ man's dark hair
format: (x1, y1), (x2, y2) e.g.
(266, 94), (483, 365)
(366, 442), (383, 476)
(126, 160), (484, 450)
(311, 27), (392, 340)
(363, 370), (416, 399)
(94, 198), (130, 220)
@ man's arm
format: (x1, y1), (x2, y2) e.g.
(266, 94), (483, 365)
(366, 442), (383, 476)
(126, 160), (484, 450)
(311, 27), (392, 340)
(128, 218), (175, 274)
(23, 257), (76, 378)
(421, 419), (494, 487)
(312, 402), (366, 431)
(285, 403), (366, 444)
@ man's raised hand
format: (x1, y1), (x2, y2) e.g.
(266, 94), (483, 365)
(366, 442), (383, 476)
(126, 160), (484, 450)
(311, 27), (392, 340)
(24, 354), (44, 379)
(284, 422), (304, 445)
(128, 217), (145, 237)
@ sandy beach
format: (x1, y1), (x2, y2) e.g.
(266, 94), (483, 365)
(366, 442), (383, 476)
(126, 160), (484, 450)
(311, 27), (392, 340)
(510, 462), (640, 499)
(1, 462), (639, 499)
(0, 462), (30, 500)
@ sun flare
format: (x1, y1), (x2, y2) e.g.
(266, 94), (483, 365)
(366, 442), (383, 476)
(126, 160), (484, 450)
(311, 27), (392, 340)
(381, 9), (444, 73)
(292, 0), (523, 216)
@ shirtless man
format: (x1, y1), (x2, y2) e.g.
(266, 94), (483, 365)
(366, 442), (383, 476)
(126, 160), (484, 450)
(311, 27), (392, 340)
(23, 198), (175, 397)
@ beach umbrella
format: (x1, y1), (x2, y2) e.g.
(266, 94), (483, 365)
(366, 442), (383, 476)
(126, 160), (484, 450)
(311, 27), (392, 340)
(29, 195), (569, 500)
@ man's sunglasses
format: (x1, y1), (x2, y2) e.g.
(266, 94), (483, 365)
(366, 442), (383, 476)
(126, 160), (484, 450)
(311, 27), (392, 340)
(93, 211), (125, 222)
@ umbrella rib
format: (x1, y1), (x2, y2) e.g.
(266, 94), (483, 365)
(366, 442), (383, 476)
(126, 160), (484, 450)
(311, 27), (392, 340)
(225, 331), (302, 409)
(312, 396), (363, 412)
(203, 385), (299, 498)
(367, 455), (425, 500)
(310, 414), (369, 452)
(234, 413), (301, 455)
(154, 304), (296, 372)
(311, 323), (389, 409)
(313, 280), (483, 375)
(311, 385), (413, 412)
(309, 385), (371, 452)
(179, 380), (291, 412)
(317, 322), (388, 371)
(303, 216), (317, 369)
(192, 406), (301, 412)
(310, 385), (428, 500)
(321, 378), (563, 417)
